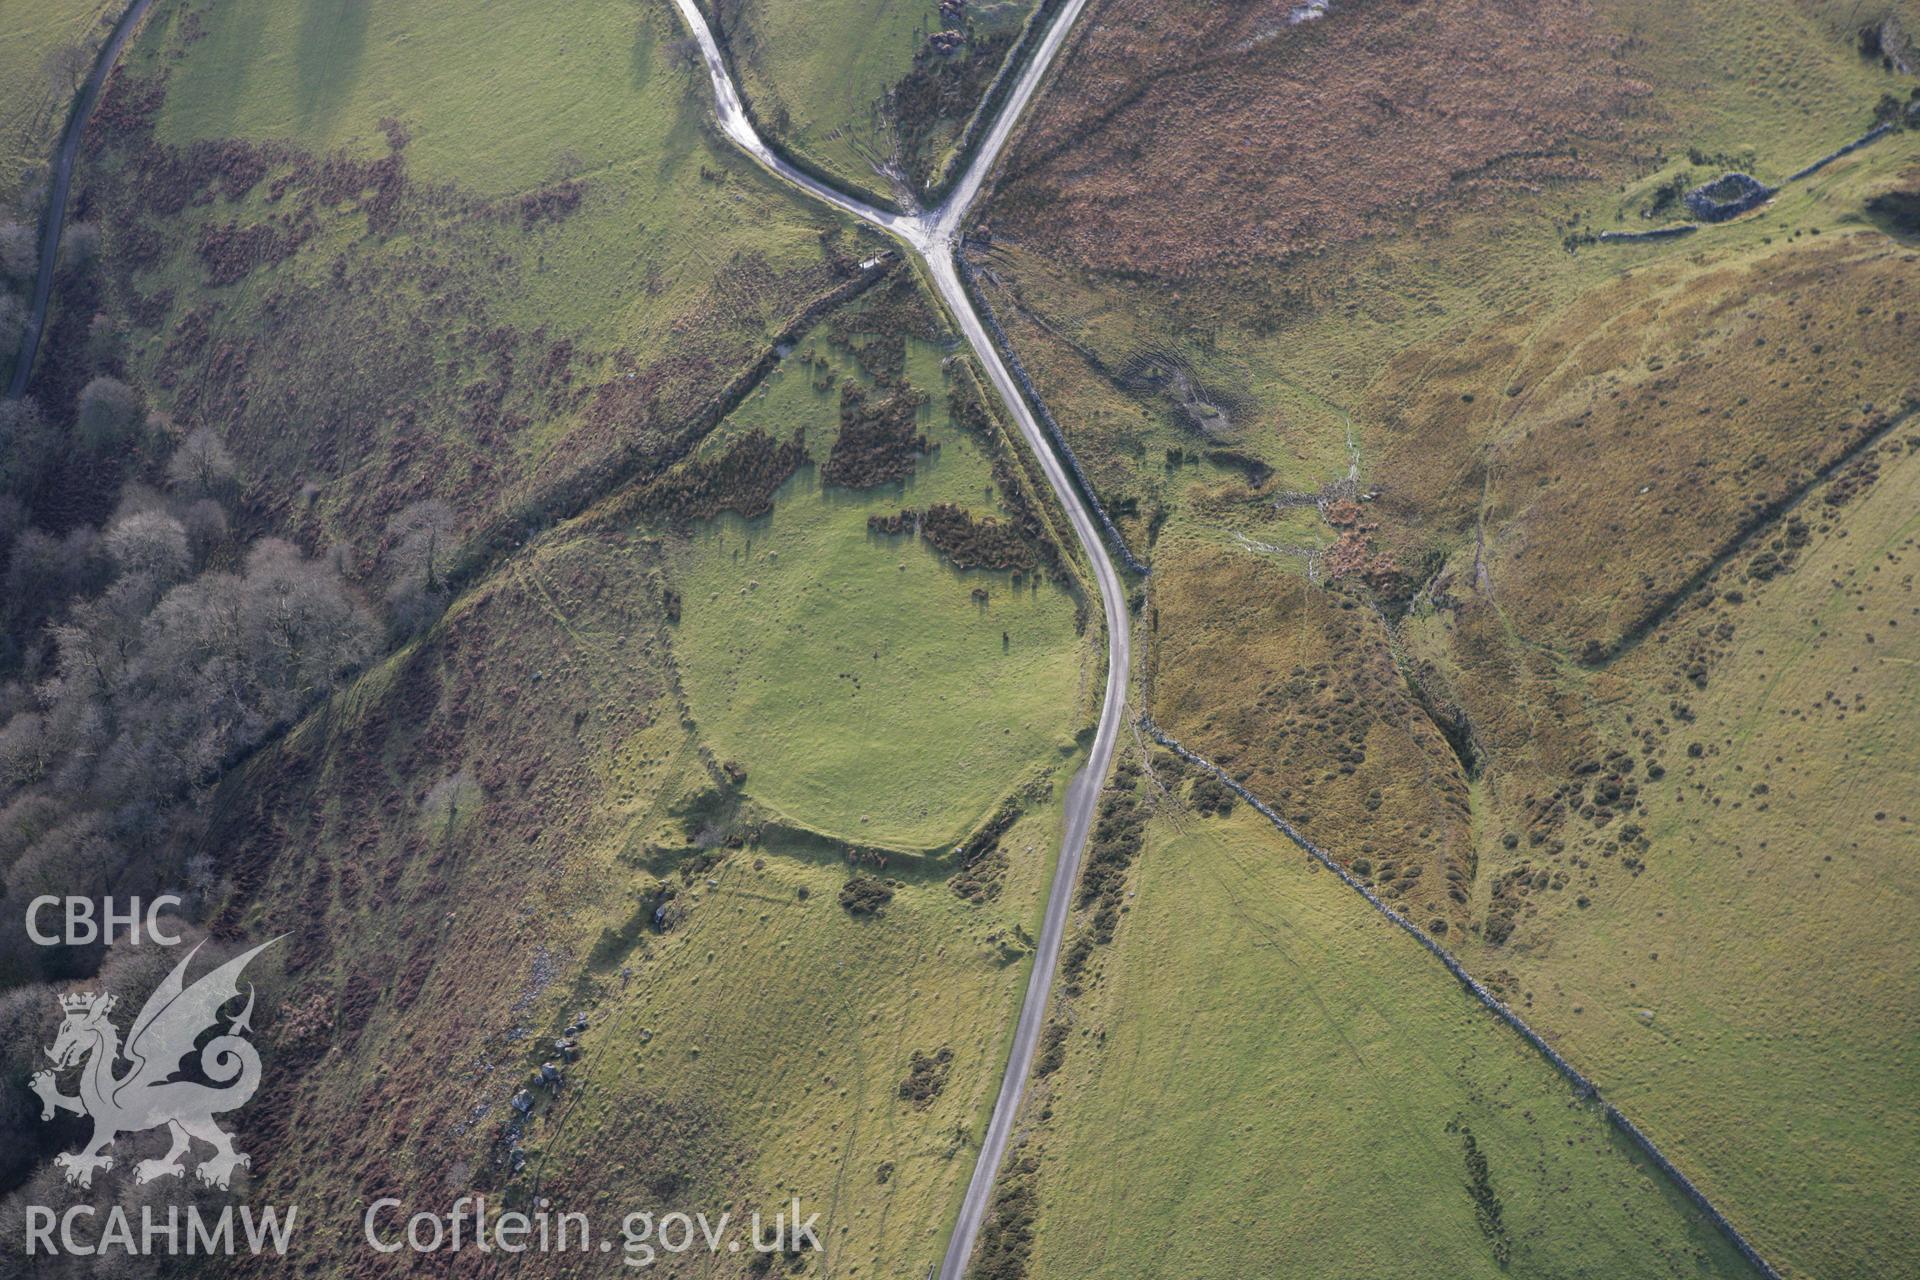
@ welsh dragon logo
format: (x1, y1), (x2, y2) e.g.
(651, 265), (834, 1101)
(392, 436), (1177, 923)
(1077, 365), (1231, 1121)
(31, 938), (278, 1190)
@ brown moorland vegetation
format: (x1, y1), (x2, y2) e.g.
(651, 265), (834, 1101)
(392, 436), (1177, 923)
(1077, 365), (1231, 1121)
(1147, 534), (1475, 931)
(978, 2), (1920, 1271)
(1363, 236), (1920, 658)
(991, 0), (1652, 278)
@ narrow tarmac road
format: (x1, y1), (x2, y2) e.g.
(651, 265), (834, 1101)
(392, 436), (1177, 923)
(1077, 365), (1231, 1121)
(6, 0), (157, 399)
(663, 3), (1123, 1276)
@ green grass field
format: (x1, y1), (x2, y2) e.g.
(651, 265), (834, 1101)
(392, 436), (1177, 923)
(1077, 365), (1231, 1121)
(518, 279), (1093, 1273)
(0, 0), (114, 209)
(672, 318), (1089, 848)
(536, 796), (1074, 1279)
(122, 0), (864, 352)
(1018, 801), (1756, 1279)
(720, 0), (933, 199)
(152, 0), (692, 194)
(206, 430), (1088, 1273)
(715, 0), (1035, 198)
(1446, 435), (1920, 1280)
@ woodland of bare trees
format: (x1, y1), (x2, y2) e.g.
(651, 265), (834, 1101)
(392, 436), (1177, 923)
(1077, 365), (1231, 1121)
(0, 399), (381, 982)
(0, 17), (461, 1242)
(0, 55), (486, 1198)
(0, 345), (384, 1200)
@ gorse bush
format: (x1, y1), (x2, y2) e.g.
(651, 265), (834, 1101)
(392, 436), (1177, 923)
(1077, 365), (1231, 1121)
(838, 874), (895, 915)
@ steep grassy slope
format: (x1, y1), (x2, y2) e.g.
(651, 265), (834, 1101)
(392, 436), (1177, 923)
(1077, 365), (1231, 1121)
(38, 0), (878, 563)
(710, 0), (1037, 199)
(1335, 222), (1918, 1279)
(975, 1), (1920, 1274)
(195, 506), (1076, 1277)
(1008, 798), (1757, 1279)
(152, 0), (717, 193)
(1421, 426), (1920, 1280)
(1365, 234), (1919, 657)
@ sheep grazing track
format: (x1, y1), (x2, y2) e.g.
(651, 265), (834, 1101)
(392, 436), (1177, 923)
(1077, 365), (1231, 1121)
(1142, 715), (1783, 1280)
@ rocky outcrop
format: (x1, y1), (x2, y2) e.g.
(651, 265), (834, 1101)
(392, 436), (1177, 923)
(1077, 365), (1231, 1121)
(1861, 15), (1917, 76)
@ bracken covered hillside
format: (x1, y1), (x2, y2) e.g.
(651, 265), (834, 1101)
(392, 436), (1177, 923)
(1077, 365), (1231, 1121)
(992, 0), (1653, 276)
(974, 0), (1920, 1276)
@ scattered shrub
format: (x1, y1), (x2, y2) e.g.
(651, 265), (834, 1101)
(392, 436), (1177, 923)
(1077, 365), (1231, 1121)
(898, 1046), (954, 1107)
(1460, 1127), (1513, 1265)
(1034, 1021), (1068, 1077)
(821, 383), (927, 487)
(1189, 771), (1236, 816)
(838, 875), (894, 915)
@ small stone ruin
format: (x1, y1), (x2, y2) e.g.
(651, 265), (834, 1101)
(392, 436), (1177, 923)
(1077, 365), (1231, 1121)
(1684, 172), (1773, 222)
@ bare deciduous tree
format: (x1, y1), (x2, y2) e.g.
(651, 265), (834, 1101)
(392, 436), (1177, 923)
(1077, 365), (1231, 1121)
(0, 222), (35, 282)
(84, 311), (122, 370)
(55, 220), (99, 272)
(0, 294), (24, 358)
(0, 403), (382, 1051)
(40, 43), (91, 97)
(164, 427), (239, 501)
(178, 498), (229, 567)
(104, 510), (190, 585)
(75, 376), (140, 452)
(0, 398), (53, 495)
(420, 768), (482, 841)
(384, 499), (457, 636)
(667, 37), (701, 72)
